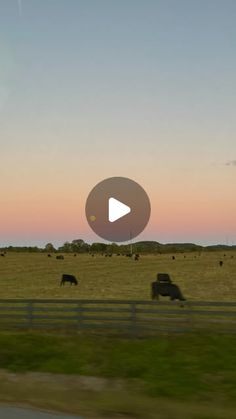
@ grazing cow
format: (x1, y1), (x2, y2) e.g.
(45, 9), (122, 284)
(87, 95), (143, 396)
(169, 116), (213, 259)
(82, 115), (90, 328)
(134, 254), (140, 261)
(60, 274), (78, 286)
(151, 273), (185, 301)
(126, 253), (132, 258)
(56, 255), (64, 260)
(1, 253), (5, 257)
(172, 256), (175, 260)
(74, 254), (77, 257)
(219, 261), (223, 267)
(47, 254), (52, 257)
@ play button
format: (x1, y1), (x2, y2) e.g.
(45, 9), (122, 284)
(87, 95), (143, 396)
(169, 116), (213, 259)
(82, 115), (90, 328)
(108, 198), (131, 222)
(85, 177), (151, 242)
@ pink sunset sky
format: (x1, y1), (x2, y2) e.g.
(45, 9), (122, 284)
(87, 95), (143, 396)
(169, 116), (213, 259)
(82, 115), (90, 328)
(0, 1), (236, 247)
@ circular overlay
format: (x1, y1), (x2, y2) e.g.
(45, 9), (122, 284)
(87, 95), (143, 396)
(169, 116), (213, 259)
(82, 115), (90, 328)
(85, 177), (151, 242)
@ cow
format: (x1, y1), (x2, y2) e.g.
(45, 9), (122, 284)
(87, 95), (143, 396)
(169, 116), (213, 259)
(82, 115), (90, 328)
(219, 261), (223, 267)
(151, 273), (185, 301)
(56, 255), (64, 260)
(1, 253), (5, 257)
(60, 274), (78, 286)
(134, 254), (140, 261)
(47, 254), (52, 257)
(172, 256), (175, 260)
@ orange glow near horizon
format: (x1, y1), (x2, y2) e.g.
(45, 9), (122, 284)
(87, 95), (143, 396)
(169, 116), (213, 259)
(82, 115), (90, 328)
(1, 180), (235, 245)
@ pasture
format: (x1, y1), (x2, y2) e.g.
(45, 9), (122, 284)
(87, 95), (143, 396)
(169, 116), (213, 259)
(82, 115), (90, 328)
(0, 251), (236, 300)
(1, 253), (236, 418)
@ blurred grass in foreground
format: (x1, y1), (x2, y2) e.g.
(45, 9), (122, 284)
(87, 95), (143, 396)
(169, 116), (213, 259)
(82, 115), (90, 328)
(1, 332), (236, 402)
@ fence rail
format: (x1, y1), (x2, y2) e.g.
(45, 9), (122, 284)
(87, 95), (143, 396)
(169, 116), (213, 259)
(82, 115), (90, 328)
(0, 299), (236, 335)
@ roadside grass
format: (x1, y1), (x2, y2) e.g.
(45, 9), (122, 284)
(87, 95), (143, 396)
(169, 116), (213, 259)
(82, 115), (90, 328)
(1, 382), (236, 419)
(1, 332), (236, 418)
(1, 332), (236, 402)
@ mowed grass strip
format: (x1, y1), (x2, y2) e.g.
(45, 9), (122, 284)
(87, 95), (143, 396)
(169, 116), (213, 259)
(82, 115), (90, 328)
(0, 251), (235, 300)
(1, 332), (236, 404)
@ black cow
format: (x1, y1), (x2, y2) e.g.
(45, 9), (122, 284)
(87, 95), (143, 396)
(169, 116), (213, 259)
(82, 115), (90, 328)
(1, 253), (5, 257)
(56, 255), (64, 260)
(47, 254), (52, 257)
(60, 274), (78, 286)
(151, 273), (185, 301)
(219, 261), (223, 267)
(172, 256), (175, 260)
(134, 254), (140, 261)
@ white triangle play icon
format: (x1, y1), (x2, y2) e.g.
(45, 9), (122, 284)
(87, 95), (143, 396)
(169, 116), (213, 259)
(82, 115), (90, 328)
(108, 197), (131, 223)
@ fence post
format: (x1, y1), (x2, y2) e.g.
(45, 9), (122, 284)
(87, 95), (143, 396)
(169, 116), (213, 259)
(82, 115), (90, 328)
(77, 302), (83, 330)
(27, 301), (34, 329)
(187, 301), (194, 331)
(130, 303), (137, 338)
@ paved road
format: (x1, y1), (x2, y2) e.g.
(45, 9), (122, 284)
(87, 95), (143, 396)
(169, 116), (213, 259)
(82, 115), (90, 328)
(0, 406), (83, 419)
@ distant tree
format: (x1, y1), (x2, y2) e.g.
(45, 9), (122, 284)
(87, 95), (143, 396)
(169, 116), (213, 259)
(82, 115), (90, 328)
(72, 239), (85, 246)
(106, 243), (119, 254)
(58, 241), (72, 253)
(71, 239), (90, 253)
(58, 239), (90, 253)
(44, 243), (56, 253)
(90, 243), (107, 253)
(4, 246), (41, 253)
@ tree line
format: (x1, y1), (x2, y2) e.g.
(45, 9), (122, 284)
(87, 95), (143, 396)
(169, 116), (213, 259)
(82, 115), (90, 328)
(1, 239), (236, 254)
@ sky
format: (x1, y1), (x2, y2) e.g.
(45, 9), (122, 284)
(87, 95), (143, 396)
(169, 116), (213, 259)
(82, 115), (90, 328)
(0, 0), (236, 247)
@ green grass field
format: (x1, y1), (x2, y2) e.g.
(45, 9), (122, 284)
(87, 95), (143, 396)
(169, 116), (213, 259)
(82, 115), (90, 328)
(1, 332), (236, 418)
(0, 251), (235, 300)
(1, 252), (236, 418)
